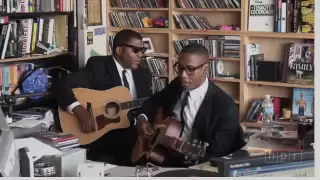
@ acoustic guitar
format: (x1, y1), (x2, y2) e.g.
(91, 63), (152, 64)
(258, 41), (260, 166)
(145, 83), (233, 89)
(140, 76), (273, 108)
(58, 86), (148, 145)
(131, 108), (209, 166)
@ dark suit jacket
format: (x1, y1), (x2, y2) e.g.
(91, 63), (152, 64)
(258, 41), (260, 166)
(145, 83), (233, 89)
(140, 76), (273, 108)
(53, 55), (153, 110)
(138, 78), (245, 161)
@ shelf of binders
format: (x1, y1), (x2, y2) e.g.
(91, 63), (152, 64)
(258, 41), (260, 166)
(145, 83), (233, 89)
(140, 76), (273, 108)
(0, 52), (72, 63)
(0, 11), (73, 17)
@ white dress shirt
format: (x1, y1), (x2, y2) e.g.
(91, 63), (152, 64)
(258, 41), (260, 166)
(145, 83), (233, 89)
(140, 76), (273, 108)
(137, 78), (209, 141)
(67, 57), (137, 112)
(173, 78), (209, 141)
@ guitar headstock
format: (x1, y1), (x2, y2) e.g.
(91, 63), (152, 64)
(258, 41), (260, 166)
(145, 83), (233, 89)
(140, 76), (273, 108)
(171, 138), (209, 165)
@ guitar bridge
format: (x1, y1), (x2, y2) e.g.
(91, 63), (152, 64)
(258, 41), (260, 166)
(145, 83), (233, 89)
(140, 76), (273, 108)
(86, 102), (93, 116)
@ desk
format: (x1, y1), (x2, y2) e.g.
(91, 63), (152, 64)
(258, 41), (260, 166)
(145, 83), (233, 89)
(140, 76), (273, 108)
(104, 166), (187, 177)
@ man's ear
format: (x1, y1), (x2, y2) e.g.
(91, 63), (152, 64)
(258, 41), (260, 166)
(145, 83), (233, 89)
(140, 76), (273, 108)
(203, 64), (209, 75)
(115, 46), (122, 55)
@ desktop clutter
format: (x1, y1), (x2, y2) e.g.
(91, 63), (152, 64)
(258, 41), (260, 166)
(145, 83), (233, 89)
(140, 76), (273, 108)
(0, 90), (315, 177)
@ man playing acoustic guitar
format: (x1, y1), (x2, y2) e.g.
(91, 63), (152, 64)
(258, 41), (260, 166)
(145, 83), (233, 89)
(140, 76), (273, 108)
(136, 44), (245, 167)
(53, 29), (153, 166)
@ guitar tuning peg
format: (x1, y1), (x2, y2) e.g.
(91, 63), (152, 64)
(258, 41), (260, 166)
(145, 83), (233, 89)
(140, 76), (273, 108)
(184, 155), (189, 160)
(193, 139), (197, 144)
(197, 141), (202, 148)
(203, 142), (209, 147)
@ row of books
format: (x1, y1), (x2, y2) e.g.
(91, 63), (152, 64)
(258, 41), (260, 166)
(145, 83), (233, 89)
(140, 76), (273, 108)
(110, 0), (167, 8)
(0, 16), (67, 59)
(248, 0), (314, 33)
(0, 62), (34, 95)
(109, 0), (314, 34)
(176, 0), (240, 8)
(173, 36), (240, 58)
(109, 11), (168, 28)
(0, 0), (75, 13)
(245, 42), (314, 85)
(173, 14), (214, 30)
(140, 57), (168, 76)
(152, 77), (166, 93)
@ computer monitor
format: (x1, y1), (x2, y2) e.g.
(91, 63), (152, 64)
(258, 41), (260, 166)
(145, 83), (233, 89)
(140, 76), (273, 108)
(0, 108), (20, 177)
(210, 149), (314, 177)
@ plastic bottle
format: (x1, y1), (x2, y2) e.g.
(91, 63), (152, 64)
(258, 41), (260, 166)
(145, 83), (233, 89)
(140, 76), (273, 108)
(261, 94), (274, 135)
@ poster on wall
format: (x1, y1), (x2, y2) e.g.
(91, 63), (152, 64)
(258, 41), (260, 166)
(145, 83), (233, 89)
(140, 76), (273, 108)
(86, 0), (102, 26)
(79, 0), (107, 67)
(87, 32), (93, 45)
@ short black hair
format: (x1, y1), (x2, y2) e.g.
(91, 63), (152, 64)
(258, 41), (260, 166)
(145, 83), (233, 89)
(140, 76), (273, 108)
(112, 29), (143, 54)
(180, 43), (209, 56)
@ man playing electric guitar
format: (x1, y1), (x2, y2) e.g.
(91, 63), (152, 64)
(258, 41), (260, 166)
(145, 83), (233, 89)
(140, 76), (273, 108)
(53, 29), (153, 166)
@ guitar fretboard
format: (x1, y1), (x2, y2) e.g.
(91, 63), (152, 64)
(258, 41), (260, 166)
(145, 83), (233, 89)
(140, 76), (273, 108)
(120, 97), (149, 110)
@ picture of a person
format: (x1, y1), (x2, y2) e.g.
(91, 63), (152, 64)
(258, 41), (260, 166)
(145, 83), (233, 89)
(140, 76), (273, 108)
(296, 92), (307, 116)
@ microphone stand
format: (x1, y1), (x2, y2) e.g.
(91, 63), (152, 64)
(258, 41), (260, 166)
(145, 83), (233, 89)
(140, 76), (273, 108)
(0, 65), (69, 122)
(0, 92), (46, 118)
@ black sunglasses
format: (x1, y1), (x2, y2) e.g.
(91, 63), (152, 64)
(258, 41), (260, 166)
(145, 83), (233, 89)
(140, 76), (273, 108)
(120, 44), (147, 54)
(173, 62), (207, 75)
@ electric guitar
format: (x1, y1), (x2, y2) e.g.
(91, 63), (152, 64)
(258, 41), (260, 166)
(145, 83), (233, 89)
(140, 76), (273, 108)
(58, 86), (148, 145)
(131, 108), (209, 166)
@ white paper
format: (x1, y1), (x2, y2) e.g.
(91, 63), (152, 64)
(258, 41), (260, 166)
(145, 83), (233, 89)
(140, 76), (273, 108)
(9, 119), (43, 128)
(14, 137), (63, 161)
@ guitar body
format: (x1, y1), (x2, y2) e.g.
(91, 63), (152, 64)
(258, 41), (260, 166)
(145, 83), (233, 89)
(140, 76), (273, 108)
(58, 86), (132, 145)
(131, 116), (182, 165)
(131, 108), (207, 166)
(147, 117), (183, 165)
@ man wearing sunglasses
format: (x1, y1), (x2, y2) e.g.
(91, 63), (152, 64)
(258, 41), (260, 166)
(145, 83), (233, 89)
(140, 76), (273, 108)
(53, 29), (152, 165)
(136, 44), (245, 166)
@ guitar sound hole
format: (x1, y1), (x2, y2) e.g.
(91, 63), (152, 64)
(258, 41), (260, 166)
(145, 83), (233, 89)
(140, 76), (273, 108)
(104, 102), (120, 118)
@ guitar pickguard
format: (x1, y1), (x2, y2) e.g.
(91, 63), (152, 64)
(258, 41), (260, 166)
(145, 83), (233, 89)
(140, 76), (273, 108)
(95, 115), (121, 130)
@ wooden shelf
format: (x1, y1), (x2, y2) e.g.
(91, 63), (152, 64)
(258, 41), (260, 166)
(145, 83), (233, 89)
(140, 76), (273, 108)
(210, 78), (240, 83)
(209, 57), (240, 61)
(144, 52), (169, 58)
(245, 31), (314, 39)
(152, 74), (168, 78)
(109, 7), (168, 11)
(172, 29), (241, 36)
(246, 81), (314, 89)
(173, 55), (240, 61)
(108, 27), (169, 34)
(172, 8), (241, 12)
(0, 11), (73, 17)
(0, 52), (71, 63)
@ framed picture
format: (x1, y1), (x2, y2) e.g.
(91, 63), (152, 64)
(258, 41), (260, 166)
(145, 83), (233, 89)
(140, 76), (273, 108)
(86, 0), (102, 26)
(142, 37), (154, 53)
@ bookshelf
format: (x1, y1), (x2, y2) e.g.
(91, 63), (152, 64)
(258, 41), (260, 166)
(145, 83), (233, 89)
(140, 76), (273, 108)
(105, 0), (315, 121)
(0, 11), (78, 69)
(0, 2), (79, 105)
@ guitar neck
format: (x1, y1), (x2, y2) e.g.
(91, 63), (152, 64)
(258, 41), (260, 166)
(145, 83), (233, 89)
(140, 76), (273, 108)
(120, 97), (149, 110)
(159, 135), (184, 151)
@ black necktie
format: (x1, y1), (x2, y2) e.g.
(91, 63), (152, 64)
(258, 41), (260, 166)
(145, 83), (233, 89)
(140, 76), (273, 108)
(122, 70), (130, 90)
(179, 91), (189, 137)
